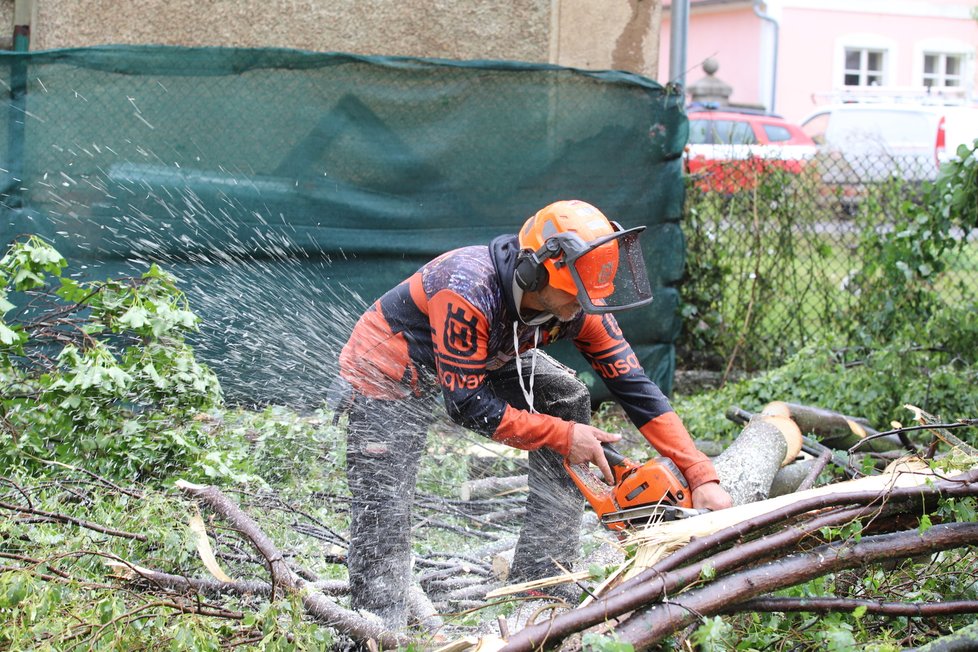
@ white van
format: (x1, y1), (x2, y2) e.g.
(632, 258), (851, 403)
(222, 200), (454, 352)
(799, 103), (978, 182)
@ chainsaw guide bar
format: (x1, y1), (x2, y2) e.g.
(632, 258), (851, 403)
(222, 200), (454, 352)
(599, 503), (706, 528)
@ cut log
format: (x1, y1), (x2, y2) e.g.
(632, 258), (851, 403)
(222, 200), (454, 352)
(713, 415), (803, 506)
(459, 475), (528, 501)
(491, 549), (514, 582)
(693, 439), (725, 458)
(768, 457), (818, 498)
(762, 401), (902, 453)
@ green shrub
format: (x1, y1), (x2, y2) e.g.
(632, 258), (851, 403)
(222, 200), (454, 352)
(675, 308), (978, 443)
(0, 236), (222, 480)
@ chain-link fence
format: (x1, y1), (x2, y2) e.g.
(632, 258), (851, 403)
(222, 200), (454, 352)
(677, 150), (978, 373)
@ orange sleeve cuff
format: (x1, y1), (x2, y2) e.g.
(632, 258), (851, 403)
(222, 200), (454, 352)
(638, 411), (719, 490)
(491, 405), (574, 457)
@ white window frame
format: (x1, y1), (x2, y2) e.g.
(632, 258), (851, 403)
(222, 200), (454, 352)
(913, 38), (974, 95)
(843, 47), (887, 87)
(834, 34), (897, 90)
(922, 52), (963, 88)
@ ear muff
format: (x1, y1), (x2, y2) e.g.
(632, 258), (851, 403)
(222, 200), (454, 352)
(514, 249), (549, 292)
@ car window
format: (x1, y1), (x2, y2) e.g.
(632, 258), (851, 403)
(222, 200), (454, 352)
(802, 113), (830, 145)
(763, 124), (793, 143)
(688, 119), (757, 145)
(688, 119), (713, 145)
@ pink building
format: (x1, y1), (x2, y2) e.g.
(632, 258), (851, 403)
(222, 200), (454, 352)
(660, 0), (978, 123)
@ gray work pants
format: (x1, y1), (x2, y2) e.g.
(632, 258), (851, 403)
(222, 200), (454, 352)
(344, 351), (590, 628)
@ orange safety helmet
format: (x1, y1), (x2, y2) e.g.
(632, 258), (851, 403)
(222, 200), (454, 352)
(516, 200), (653, 314)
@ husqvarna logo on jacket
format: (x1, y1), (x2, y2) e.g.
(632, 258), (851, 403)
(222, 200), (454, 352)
(443, 304), (478, 356)
(591, 353), (641, 379)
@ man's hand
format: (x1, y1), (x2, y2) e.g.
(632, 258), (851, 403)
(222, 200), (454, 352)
(692, 482), (733, 511)
(566, 424), (622, 485)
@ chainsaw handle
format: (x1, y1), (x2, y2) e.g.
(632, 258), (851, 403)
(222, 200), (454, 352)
(601, 443), (628, 467)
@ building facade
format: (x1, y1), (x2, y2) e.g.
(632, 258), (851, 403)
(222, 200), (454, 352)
(660, 0), (978, 122)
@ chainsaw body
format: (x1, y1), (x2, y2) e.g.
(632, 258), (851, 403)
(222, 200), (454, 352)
(565, 444), (699, 531)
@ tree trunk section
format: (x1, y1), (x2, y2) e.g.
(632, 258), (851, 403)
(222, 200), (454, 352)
(713, 415), (802, 506)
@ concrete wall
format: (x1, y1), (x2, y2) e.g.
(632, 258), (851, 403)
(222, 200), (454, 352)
(555, 0), (663, 78)
(3, 0), (662, 78)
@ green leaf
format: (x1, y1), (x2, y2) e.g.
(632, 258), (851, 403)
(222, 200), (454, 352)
(918, 512), (933, 534)
(0, 322), (21, 345)
(118, 304), (150, 329)
(0, 292), (14, 313)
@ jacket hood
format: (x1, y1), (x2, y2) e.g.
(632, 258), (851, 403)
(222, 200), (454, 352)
(489, 234), (523, 319)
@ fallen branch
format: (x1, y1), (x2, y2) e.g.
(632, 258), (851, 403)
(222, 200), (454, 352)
(176, 480), (409, 650)
(0, 500), (148, 541)
(614, 523), (978, 649)
(796, 449), (832, 492)
(108, 561), (275, 599)
(497, 468), (978, 652)
(720, 596), (978, 618)
(459, 475), (527, 502)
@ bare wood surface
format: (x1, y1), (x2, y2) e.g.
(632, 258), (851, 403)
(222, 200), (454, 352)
(459, 475), (528, 502)
(491, 549), (514, 581)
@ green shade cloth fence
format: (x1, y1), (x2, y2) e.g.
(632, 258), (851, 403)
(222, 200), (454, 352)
(0, 45), (688, 406)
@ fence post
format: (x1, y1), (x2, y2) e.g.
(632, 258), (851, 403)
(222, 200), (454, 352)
(5, 0), (32, 209)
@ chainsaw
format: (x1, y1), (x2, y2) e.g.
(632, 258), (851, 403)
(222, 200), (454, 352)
(565, 444), (705, 532)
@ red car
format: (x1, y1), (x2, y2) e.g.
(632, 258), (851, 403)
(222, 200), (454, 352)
(684, 107), (817, 192)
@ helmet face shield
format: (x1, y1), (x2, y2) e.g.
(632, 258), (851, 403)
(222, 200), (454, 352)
(549, 225), (653, 314)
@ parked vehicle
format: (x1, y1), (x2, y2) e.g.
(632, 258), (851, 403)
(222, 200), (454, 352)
(683, 106), (816, 192)
(799, 102), (978, 182)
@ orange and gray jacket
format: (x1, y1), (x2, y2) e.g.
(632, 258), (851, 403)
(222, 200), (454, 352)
(339, 234), (719, 489)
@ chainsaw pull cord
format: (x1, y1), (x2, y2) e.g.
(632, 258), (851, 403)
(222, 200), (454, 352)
(513, 322), (539, 413)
